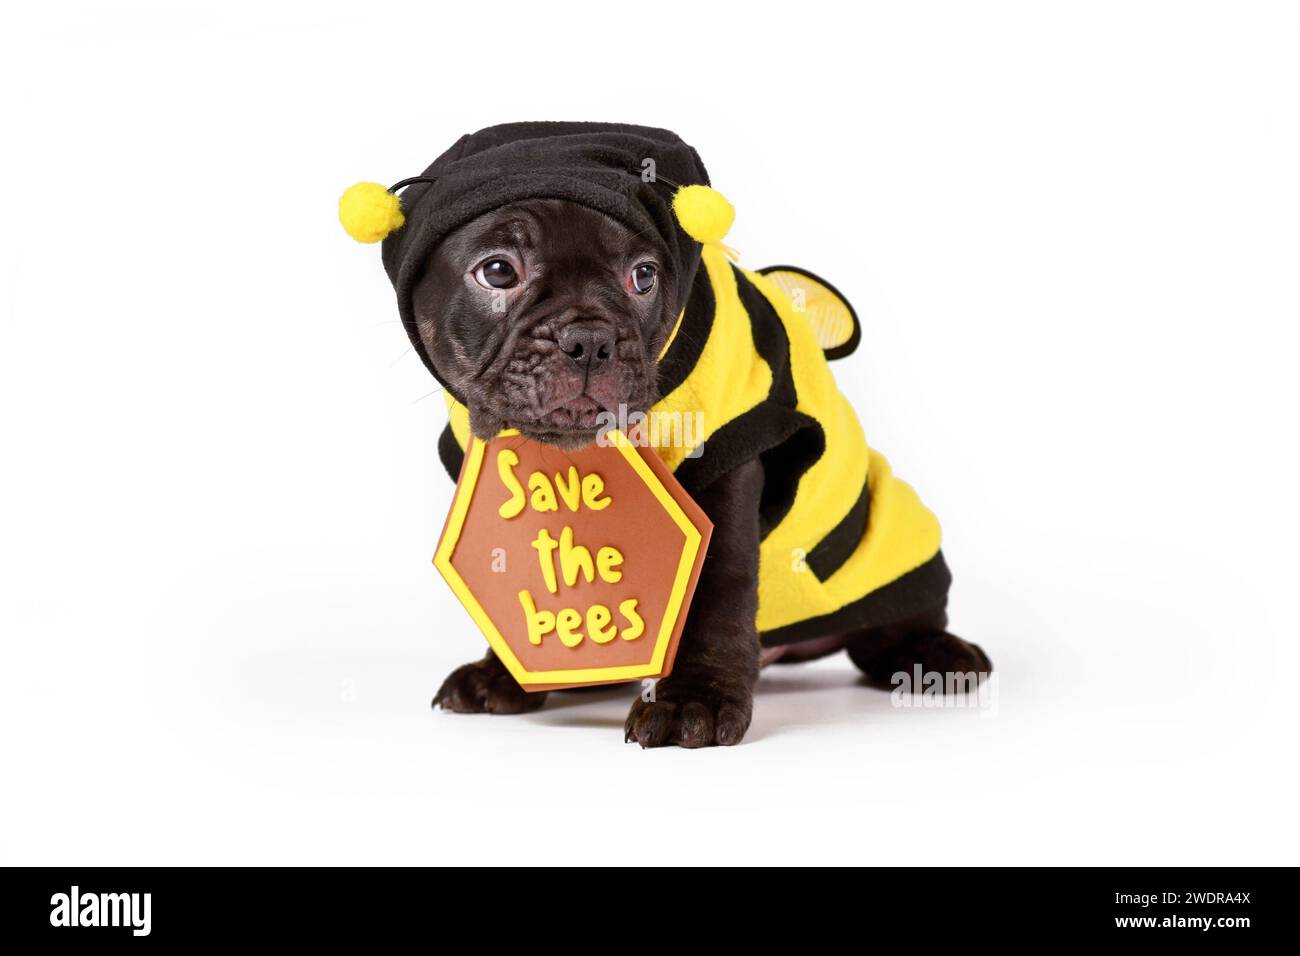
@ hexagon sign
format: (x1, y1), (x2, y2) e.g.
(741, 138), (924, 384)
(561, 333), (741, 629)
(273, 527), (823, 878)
(434, 429), (712, 691)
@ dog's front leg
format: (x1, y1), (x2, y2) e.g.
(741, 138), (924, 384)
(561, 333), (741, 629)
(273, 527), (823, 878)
(625, 458), (763, 748)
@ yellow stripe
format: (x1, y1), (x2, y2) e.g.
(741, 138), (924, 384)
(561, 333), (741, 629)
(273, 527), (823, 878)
(649, 246), (772, 471)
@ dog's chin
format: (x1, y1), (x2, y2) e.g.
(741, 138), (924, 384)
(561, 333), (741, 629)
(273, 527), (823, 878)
(515, 425), (603, 451)
(514, 396), (606, 450)
(474, 395), (633, 451)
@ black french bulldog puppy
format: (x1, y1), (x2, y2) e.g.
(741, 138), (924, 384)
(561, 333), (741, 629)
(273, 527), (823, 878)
(414, 199), (990, 748)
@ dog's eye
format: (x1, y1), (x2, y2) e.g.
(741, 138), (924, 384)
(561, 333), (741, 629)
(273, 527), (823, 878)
(474, 258), (519, 290)
(631, 263), (657, 294)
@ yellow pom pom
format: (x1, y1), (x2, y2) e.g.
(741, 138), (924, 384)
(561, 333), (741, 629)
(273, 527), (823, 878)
(339, 181), (405, 243)
(672, 185), (734, 244)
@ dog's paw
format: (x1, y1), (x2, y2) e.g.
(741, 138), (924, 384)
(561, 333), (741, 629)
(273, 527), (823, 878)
(849, 630), (992, 691)
(432, 657), (546, 715)
(624, 681), (752, 749)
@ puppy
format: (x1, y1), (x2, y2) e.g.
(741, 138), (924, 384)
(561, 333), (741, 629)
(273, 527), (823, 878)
(343, 122), (991, 748)
(414, 201), (989, 747)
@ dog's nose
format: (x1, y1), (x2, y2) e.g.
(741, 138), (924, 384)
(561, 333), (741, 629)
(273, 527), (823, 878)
(557, 321), (615, 370)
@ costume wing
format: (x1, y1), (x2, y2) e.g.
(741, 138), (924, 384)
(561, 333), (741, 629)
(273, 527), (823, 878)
(757, 265), (861, 360)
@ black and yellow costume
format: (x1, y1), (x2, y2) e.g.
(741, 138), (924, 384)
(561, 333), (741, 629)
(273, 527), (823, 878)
(341, 122), (950, 648)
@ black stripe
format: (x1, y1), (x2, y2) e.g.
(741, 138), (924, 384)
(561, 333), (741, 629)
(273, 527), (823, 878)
(759, 551), (952, 647)
(654, 266), (716, 398)
(673, 404), (825, 540)
(438, 423), (465, 481)
(735, 266), (795, 404)
(806, 476), (871, 580)
(756, 264), (862, 360)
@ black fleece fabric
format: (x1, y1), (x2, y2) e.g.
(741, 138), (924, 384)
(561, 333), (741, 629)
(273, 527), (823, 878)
(380, 122), (712, 390)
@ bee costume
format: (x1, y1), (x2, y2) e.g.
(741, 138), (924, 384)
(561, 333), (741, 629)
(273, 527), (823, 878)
(341, 122), (950, 647)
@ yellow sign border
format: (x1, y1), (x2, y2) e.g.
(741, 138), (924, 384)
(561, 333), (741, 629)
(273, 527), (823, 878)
(433, 429), (703, 686)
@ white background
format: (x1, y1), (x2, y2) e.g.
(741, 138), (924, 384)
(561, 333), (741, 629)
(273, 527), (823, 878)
(2, 0), (1297, 865)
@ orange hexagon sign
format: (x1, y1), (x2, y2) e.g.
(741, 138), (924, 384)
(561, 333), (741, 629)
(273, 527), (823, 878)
(434, 429), (712, 691)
